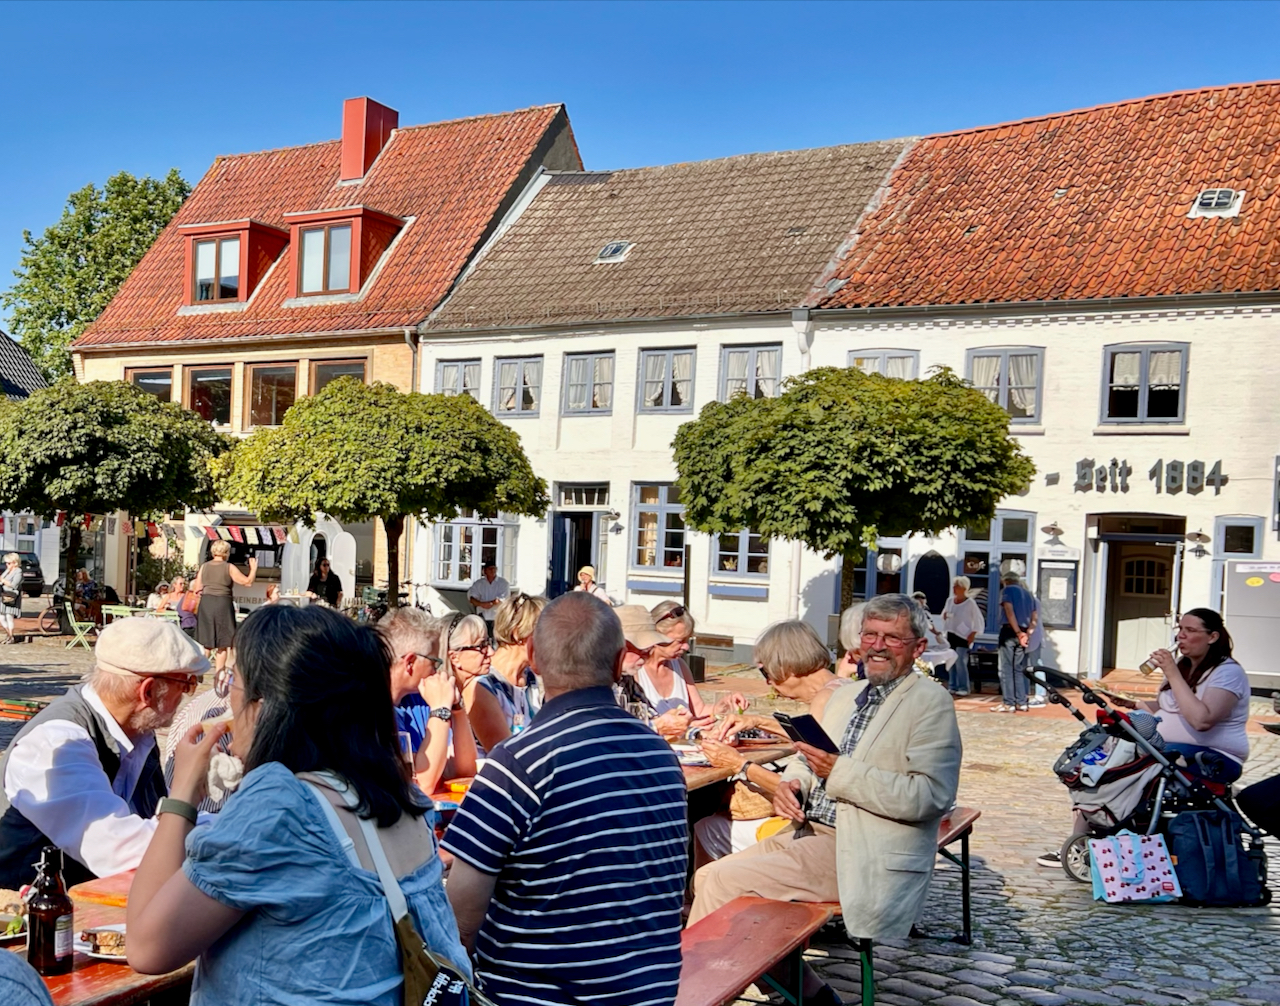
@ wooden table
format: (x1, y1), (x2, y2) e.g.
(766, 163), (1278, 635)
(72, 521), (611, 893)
(6, 900), (193, 1006)
(682, 743), (794, 791)
(69, 872), (134, 909)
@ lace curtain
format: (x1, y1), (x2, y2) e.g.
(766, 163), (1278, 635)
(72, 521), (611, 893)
(1007, 354), (1039, 414)
(970, 355), (1001, 404)
(754, 349), (780, 398)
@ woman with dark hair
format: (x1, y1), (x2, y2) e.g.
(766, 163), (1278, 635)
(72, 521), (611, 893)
(305, 557), (343, 607)
(126, 604), (468, 1004)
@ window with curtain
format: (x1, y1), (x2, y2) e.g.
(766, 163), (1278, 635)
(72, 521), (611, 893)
(437, 359), (481, 399)
(563, 352), (615, 414)
(1102, 344), (1187, 423)
(632, 484), (685, 569)
(494, 357), (542, 416)
(434, 511), (517, 587)
(965, 347), (1044, 423)
(715, 529), (769, 577)
(638, 348), (695, 412)
(721, 345), (782, 400)
(848, 350), (919, 380)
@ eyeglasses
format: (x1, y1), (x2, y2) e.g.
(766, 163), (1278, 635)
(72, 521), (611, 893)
(214, 668), (234, 699)
(452, 642), (490, 654)
(655, 605), (687, 624)
(756, 663), (773, 682)
(413, 653), (444, 671)
(859, 631), (919, 650)
(154, 674), (199, 695)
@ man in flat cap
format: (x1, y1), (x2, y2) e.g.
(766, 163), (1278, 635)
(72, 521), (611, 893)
(0, 618), (210, 887)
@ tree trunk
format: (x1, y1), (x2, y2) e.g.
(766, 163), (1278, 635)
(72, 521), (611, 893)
(381, 514), (404, 607)
(840, 549), (859, 616)
(64, 523), (82, 601)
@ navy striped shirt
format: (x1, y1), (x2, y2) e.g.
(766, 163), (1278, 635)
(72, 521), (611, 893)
(441, 686), (688, 1006)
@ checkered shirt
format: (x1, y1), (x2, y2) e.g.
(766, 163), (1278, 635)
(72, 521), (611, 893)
(804, 673), (909, 827)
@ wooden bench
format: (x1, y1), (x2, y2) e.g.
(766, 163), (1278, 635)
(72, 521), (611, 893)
(677, 896), (833, 1006)
(818, 807), (982, 1006)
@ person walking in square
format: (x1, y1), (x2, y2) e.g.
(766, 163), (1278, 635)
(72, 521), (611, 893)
(997, 570), (1035, 712)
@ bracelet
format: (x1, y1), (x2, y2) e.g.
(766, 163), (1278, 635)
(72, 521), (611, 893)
(158, 797), (198, 825)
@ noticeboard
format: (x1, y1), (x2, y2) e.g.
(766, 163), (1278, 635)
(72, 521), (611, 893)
(1037, 560), (1078, 630)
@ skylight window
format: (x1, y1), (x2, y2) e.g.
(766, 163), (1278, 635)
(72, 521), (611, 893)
(594, 241), (633, 264)
(1189, 188), (1244, 219)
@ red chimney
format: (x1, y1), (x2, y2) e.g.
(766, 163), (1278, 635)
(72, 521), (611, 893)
(340, 97), (399, 181)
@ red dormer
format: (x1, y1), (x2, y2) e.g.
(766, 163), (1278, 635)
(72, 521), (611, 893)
(282, 205), (404, 298)
(179, 219), (289, 306)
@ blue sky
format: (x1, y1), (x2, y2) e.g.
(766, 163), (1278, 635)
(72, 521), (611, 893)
(2, 0), (1279, 319)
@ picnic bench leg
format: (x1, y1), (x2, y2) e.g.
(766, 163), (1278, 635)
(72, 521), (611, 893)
(858, 938), (874, 1006)
(960, 829), (972, 945)
(758, 945), (806, 1006)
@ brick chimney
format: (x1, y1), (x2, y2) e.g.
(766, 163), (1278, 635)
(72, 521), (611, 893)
(340, 97), (399, 181)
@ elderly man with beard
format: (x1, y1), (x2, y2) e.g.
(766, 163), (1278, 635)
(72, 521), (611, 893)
(0, 619), (209, 888)
(688, 593), (961, 1006)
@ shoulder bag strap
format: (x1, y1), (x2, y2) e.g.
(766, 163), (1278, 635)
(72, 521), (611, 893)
(298, 774), (362, 871)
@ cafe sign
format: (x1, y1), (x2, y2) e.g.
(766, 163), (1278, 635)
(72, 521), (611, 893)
(1075, 458), (1227, 495)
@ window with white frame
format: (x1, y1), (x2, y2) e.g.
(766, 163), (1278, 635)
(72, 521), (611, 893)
(494, 356), (542, 416)
(563, 352), (615, 414)
(632, 484), (685, 570)
(849, 350), (919, 380)
(638, 348), (695, 413)
(1210, 514), (1264, 608)
(967, 347), (1044, 422)
(715, 529), (769, 577)
(1101, 344), (1188, 424)
(958, 509), (1035, 633)
(438, 359), (481, 399)
(721, 344), (781, 401)
(433, 510), (517, 587)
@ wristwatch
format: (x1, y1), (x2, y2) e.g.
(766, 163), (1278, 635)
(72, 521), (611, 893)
(429, 706), (452, 722)
(158, 797), (198, 825)
(730, 762), (751, 783)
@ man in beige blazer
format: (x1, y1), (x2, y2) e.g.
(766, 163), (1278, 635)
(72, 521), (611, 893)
(689, 594), (962, 1006)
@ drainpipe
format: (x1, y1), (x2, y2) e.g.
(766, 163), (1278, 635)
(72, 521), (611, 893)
(403, 328), (419, 601)
(789, 310), (815, 620)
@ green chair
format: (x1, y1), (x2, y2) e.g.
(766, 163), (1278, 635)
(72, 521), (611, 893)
(64, 603), (96, 651)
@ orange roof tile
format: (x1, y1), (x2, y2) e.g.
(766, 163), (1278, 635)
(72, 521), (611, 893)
(75, 105), (574, 348)
(817, 81), (1280, 310)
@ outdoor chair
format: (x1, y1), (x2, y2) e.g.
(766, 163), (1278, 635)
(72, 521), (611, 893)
(64, 602), (96, 651)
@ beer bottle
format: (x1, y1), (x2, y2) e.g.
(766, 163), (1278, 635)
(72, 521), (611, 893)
(27, 846), (74, 976)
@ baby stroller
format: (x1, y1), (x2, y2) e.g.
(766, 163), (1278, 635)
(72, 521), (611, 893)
(1027, 668), (1265, 884)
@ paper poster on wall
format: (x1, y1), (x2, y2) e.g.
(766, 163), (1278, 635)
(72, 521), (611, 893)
(1048, 578), (1068, 601)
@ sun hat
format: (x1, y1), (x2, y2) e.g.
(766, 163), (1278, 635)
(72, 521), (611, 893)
(578, 565), (596, 579)
(615, 605), (668, 650)
(95, 617), (211, 679)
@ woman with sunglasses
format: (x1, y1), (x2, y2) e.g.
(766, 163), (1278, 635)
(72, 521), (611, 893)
(484, 592), (549, 730)
(444, 613), (511, 756)
(305, 558), (342, 607)
(128, 604), (469, 1004)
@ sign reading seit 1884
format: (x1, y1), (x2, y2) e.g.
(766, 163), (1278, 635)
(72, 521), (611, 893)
(1074, 458), (1227, 495)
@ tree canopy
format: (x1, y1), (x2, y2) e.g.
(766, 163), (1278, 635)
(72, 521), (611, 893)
(2, 169), (190, 381)
(212, 379), (549, 600)
(672, 365), (1036, 610)
(0, 380), (230, 591)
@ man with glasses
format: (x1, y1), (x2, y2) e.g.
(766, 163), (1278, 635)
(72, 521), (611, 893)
(0, 619), (210, 887)
(689, 594), (961, 1006)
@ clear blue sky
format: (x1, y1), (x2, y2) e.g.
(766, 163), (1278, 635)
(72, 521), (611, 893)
(3, 0), (1279, 321)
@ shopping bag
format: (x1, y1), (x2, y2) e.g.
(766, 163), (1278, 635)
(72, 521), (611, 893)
(1088, 830), (1181, 903)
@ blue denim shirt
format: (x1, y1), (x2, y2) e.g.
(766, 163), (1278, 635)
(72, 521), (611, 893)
(183, 762), (468, 1006)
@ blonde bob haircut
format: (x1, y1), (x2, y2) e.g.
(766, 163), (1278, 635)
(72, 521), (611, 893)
(651, 599), (695, 635)
(494, 592), (548, 647)
(209, 540), (232, 559)
(838, 602), (866, 653)
(754, 619), (831, 684)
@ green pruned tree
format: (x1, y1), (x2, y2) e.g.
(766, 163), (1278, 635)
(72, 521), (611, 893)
(672, 366), (1037, 614)
(0, 381), (231, 595)
(212, 379), (549, 603)
(3, 169), (191, 381)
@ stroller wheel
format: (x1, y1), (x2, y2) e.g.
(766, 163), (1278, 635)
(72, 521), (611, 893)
(1061, 834), (1092, 883)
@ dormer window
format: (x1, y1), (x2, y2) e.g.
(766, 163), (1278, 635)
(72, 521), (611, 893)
(194, 236), (240, 302)
(300, 224), (352, 294)
(1188, 188), (1244, 219)
(179, 219), (288, 308)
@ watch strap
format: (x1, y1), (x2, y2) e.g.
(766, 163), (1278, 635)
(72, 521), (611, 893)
(158, 797), (199, 825)
(429, 706), (452, 721)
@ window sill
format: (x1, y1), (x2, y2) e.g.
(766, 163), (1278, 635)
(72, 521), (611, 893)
(178, 302), (249, 316)
(1093, 425), (1190, 436)
(561, 410), (614, 418)
(626, 577), (684, 595)
(282, 292), (360, 308)
(1010, 425), (1045, 436)
(637, 409), (695, 417)
(495, 411), (540, 419)
(708, 582), (769, 600)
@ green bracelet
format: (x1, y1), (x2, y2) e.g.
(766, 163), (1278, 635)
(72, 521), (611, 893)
(158, 797), (198, 825)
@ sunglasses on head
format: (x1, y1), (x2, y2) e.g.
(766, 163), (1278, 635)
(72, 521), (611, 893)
(655, 605), (687, 624)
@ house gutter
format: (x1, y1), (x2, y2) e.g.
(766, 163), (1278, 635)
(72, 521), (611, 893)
(789, 310), (815, 621)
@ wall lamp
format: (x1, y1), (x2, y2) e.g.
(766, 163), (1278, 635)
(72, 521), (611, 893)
(1187, 530), (1211, 559)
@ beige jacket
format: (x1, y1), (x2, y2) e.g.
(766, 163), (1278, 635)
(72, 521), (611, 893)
(782, 670), (962, 940)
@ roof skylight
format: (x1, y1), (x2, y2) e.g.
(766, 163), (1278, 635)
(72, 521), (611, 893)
(594, 241), (634, 264)
(1189, 188), (1244, 219)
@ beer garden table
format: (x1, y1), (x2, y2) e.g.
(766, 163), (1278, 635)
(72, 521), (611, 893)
(681, 742), (793, 791)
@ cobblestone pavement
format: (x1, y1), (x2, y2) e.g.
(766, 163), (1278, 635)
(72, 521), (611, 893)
(2, 642), (1278, 1004)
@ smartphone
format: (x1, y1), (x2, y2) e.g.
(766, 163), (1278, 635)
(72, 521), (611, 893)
(772, 712), (840, 754)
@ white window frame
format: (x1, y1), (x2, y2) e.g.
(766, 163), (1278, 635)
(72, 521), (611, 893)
(1099, 342), (1189, 425)
(958, 508), (1036, 634)
(847, 349), (920, 380)
(493, 356), (543, 417)
(637, 348), (696, 414)
(631, 484), (686, 572)
(713, 529), (770, 579)
(1210, 514), (1265, 609)
(965, 346), (1044, 424)
(720, 344), (782, 401)
(437, 359), (481, 399)
(432, 511), (517, 589)
(562, 352), (615, 416)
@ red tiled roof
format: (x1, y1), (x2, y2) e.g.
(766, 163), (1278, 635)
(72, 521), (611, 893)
(817, 81), (1280, 310)
(75, 105), (572, 348)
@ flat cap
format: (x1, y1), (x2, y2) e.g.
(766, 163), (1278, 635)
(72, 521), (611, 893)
(95, 617), (211, 679)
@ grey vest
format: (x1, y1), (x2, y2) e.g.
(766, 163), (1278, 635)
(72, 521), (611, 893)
(0, 685), (166, 888)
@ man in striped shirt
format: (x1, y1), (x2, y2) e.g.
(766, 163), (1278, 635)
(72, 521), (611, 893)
(444, 592), (688, 1006)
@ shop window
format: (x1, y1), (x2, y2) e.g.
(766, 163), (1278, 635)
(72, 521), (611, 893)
(127, 368), (173, 403)
(312, 359), (366, 393)
(563, 352), (615, 414)
(438, 359), (481, 399)
(715, 529), (769, 577)
(849, 350), (919, 380)
(494, 356), (542, 416)
(193, 236), (240, 303)
(632, 484), (685, 570)
(299, 224), (352, 295)
(721, 344), (781, 401)
(246, 363), (297, 427)
(638, 348), (695, 413)
(187, 366), (233, 425)
(1101, 343), (1188, 424)
(966, 347), (1043, 423)
(433, 511), (516, 587)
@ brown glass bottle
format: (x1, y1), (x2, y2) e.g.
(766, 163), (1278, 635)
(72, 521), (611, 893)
(27, 846), (74, 976)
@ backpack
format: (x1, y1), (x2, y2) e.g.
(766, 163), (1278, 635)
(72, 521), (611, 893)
(1166, 809), (1271, 907)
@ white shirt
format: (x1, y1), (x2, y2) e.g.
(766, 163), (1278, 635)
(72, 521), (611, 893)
(942, 595), (984, 641)
(468, 575), (509, 622)
(573, 583), (611, 603)
(2, 684), (159, 878)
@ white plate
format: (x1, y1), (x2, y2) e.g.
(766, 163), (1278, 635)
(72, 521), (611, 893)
(75, 922), (127, 962)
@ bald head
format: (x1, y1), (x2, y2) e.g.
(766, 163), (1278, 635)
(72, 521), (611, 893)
(531, 592), (624, 696)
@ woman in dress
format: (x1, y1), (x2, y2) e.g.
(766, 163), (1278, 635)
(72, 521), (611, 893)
(483, 592), (548, 731)
(193, 541), (256, 675)
(0, 553), (23, 644)
(158, 575), (198, 638)
(305, 558), (343, 607)
(127, 604), (468, 1004)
